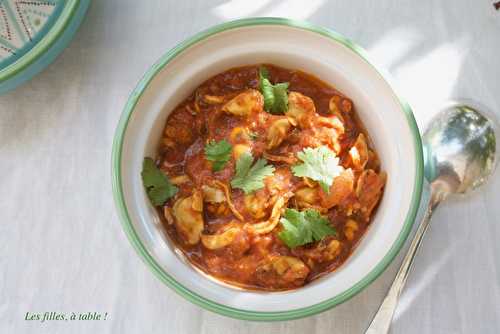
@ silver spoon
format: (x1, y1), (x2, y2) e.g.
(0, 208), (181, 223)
(365, 102), (498, 334)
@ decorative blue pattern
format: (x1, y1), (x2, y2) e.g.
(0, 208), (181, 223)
(0, 0), (63, 68)
(0, 0), (90, 95)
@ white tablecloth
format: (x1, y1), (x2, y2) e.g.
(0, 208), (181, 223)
(1, 1), (499, 333)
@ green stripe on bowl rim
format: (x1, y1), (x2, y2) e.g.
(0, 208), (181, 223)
(0, 0), (81, 82)
(111, 17), (424, 321)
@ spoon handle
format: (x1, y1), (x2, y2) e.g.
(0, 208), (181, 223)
(365, 204), (434, 334)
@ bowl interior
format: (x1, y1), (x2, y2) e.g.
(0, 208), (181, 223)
(116, 23), (421, 313)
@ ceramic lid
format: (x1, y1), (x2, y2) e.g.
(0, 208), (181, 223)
(0, 0), (89, 94)
(0, 0), (64, 69)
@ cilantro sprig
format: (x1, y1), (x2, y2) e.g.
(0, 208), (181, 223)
(141, 157), (178, 206)
(259, 67), (290, 114)
(204, 139), (232, 171)
(230, 152), (275, 194)
(278, 208), (337, 248)
(291, 146), (343, 193)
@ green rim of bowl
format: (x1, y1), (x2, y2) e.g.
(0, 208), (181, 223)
(111, 17), (424, 321)
(0, 0), (81, 82)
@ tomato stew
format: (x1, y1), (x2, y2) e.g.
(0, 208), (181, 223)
(154, 64), (386, 291)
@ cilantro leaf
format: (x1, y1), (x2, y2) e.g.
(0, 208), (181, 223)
(260, 76), (275, 111)
(278, 208), (336, 248)
(141, 157), (178, 206)
(291, 146), (343, 193)
(259, 66), (270, 80)
(259, 66), (290, 114)
(204, 139), (232, 171)
(230, 151), (275, 194)
(271, 82), (289, 114)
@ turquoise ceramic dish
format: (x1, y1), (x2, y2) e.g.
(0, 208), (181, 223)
(0, 0), (90, 94)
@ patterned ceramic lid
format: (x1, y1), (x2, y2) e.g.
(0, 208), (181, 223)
(0, 0), (88, 94)
(0, 0), (64, 69)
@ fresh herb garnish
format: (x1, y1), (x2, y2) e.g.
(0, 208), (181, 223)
(204, 139), (232, 171)
(278, 208), (336, 248)
(291, 146), (343, 193)
(249, 131), (259, 141)
(259, 66), (290, 114)
(230, 151), (275, 194)
(141, 157), (178, 206)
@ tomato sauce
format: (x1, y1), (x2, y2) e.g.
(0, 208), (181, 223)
(155, 64), (386, 290)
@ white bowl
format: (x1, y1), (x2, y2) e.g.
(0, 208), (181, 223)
(112, 18), (424, 321)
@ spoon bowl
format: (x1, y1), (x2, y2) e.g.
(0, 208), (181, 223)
(423, 103), (497, 197)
